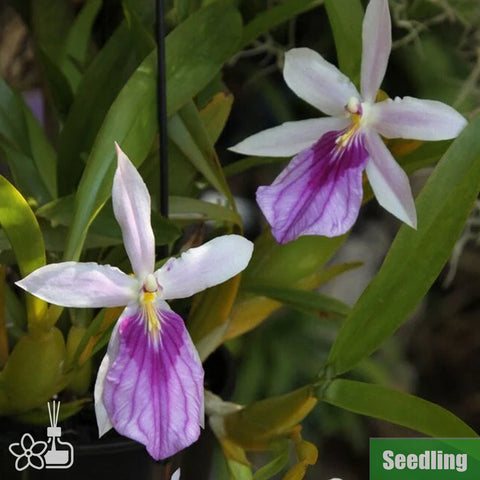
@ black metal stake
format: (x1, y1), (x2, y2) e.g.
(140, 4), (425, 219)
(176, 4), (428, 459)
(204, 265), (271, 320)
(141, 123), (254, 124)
(156, 0), (169, 218)
(156, 0), (169, 257)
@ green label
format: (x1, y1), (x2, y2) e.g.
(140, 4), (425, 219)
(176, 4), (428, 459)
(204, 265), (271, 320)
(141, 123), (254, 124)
(370, 439), (480, 479)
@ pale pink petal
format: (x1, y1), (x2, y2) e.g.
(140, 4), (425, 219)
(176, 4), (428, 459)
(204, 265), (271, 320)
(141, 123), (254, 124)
(256, 129), (369, 243)
(361, 0), (391, 102)
(365, 130), (417, 228)
(113, 143), (155, 280)
(102, 300), (204, 460)
(229, 117), (349, 157)
(156, 235), (253, 300)
(94, 315), (125, 437)
(16, 262), (138, 308)
(284, 48), (359, 117)
(369, 97), (467, 140)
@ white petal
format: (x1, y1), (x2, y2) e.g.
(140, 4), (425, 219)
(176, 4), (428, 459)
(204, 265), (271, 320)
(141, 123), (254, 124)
(369, 97), (467, 140)
(171, 469), (181, 480)
(94, 312), (126, 437)
(283, 48), (359, 117)
(365, 131), (417, 228)
(113, 143), (155, 280)
(229, 117), (350, 157)
(16, 262), (138, 308)
(156, 235), (253, 300)
(361, 0), (391, 102)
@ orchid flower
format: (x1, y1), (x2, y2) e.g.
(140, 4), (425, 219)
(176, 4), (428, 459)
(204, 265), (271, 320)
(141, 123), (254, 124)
(230, 0), (466, 243)
(16, 145), (253, 460)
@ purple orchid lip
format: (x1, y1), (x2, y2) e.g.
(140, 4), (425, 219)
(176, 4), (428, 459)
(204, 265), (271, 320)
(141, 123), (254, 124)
(103, 306), (204, 461)
(257, 129), (369, 243)
(230, 0), (467, 242)
(15, 145), (254, 460)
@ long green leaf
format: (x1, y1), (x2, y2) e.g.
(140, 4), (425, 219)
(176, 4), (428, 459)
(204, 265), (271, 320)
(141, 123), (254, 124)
(63, 52), (157, 261)
(320, 379), (477, 437)
(246, 286), (350, 319)
(57, 20), (154, 195)
(242, 230), (345, 290)
(253, 441), (290, 480)
(0, 176), (47, 324)
(327, 115), (480, 376)
(168, 101), (234, 204)
(324, 0), (363, 83)
(0, 78), (57, 203)
(169, 196), (242, 226)
(165, 1), (242, 115)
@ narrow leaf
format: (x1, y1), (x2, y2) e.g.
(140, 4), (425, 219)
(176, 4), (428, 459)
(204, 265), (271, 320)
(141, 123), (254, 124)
(200, 91), (234, 144)
(324, 0), (363, 83)
(242, 230), (345, 290)
(169, 196), (242, 226)
(320, 379), (477, 437)
(168, 101), (234, 205)
(0, 176), (47, 324)
(246, 286), (350, 319)
(57, 20), (154, 194)
(0, 77), (57, 203)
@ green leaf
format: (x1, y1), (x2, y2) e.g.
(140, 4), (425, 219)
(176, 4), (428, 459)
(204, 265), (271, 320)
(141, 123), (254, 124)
(165, 1), (242, 115)
(242, 230), (345, 290)
(64, 0), (102, 71)
(36, 47), (74, 117)
(53, 0), (103, 96)
(227, 460), (254, 480)
(240, 0), (324, 49)
(327, 115), (480, 376)
(168, 101), (234, 204)
(37, 195), (181, 247)
(253, 441), (290, 480)
(0, 77), (57, 203)
(199, 91), (234, 145)
(224, 156), (288, 178)
(0, 175), (47, 325)
(57, 20), (154, 195)
(63, 51), (158, 262)
(320, 379), (477, 437)
(324, 0), (363, 83)
(169, 196), (242, 226)
(31, 0), (73, 61)
(246, 286), (350, 319)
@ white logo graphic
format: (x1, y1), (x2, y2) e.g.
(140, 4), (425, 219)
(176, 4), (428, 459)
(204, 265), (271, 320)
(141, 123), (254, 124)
(8, 401), (74, 471)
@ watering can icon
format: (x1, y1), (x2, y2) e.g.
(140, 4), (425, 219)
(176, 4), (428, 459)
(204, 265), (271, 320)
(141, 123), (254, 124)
(44, 401), (74, 469)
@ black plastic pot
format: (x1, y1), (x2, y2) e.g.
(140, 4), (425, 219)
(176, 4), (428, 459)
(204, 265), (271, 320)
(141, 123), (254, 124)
(0, 345), (235, 479)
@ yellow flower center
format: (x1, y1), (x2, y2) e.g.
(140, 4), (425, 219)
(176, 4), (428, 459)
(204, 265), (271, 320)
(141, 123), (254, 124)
(140, 274), (162, 337)
(336, 97), (364, 149)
